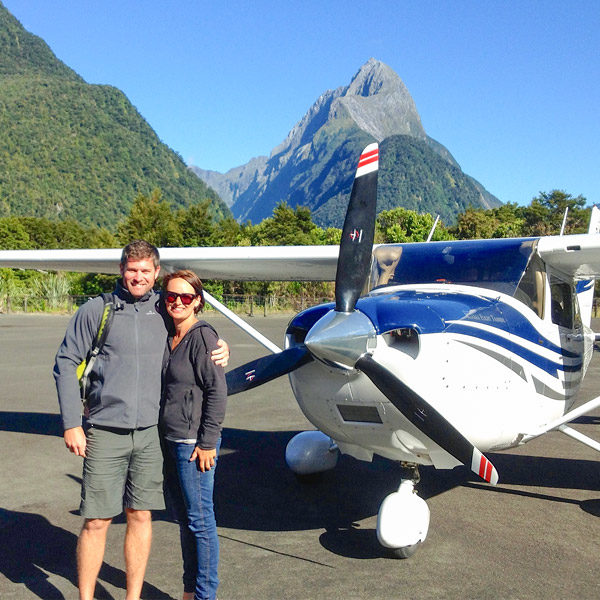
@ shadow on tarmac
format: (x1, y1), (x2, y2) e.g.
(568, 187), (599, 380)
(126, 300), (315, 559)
(2, 417), (598, 568)
(207, 427), (600, 557)
(487, 451), (600, 491)
(0, 509), (174, 600)
(0, 411), (62, 436)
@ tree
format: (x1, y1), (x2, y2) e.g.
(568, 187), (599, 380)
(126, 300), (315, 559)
(451, 192), (591, 240)
(375, 207), (452, 243)
(453, 208), (495, 240)
(15, 217), (62, 248)
(490, 203), (526, 238)
(176, 200), (214, 247)
(0, 217), (31, 249)
(117, 189), (183, 247)
(209, 217), (244, 247)
(522, 190), (589, 236)
(250, 203), (326, 246)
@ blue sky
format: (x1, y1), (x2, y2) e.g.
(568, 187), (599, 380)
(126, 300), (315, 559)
(4, 0), (599, 208)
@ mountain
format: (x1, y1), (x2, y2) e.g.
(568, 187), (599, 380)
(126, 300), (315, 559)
(0, 3), (230, 229)
(191, 58), (500, 228)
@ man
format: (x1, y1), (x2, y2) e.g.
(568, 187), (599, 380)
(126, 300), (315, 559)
(54, 240), (229, 600)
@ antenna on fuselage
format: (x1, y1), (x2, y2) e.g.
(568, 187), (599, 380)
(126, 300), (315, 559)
(559, 207), (569, 235)
(426, 215), (440, 242)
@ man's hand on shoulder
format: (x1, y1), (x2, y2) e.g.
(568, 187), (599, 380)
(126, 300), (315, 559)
(211, 339), (230, 368)
(64, 426), (87, 457)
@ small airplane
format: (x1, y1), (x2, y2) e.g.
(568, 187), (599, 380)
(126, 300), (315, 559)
(2, 143), (600, 558)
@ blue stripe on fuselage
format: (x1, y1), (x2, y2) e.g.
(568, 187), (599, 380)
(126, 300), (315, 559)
(577, 280), (594, 293)
(355, 290), (582, 379)
(288, 289), (583, 380)
(445, 323), (581, 378)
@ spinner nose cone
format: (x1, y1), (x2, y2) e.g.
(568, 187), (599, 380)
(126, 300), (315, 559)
(304, 309), (377, 368)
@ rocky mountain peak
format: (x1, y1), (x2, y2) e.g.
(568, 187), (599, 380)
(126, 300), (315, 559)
(271, 59), (425, 160)
(345, 57), (398, 97)
(334, 58), (425, 141)
(190, 58), (499, 225)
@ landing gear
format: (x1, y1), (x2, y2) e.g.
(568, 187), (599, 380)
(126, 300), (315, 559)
(285, 430), (339, 476)
(376, 464), (429, 559)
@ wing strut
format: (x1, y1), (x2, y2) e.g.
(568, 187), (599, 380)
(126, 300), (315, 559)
(520, 394), (600, 453)
(203, 290), (281, 354)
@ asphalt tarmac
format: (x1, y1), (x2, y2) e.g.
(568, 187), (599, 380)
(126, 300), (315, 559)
(0, 312), (599, 600)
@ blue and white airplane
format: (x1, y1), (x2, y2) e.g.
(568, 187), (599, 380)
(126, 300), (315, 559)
(2, 143), (600, 558)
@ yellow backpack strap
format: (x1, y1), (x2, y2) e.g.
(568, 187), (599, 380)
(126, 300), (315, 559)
(78, 293), (115, 400)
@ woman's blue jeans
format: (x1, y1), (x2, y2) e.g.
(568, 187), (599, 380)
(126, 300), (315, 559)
(163, 438), (220, 600)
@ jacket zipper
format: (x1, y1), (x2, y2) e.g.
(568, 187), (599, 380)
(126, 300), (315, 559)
(134, 301), (140, 427)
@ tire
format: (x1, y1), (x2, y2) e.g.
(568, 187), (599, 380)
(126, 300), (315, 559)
(391, 542), (421, 559)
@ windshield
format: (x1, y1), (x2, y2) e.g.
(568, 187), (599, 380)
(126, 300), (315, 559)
(371, 238), (537, 297)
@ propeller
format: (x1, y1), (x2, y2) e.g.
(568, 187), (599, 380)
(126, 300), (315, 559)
(226, 142), (380, 388)
(226, 346), (312, 395)
(225, 141), (499, 485)
(335, 144), (379, 313)
(355, 354), (499, 485)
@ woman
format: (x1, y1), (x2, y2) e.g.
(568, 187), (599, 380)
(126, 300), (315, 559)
(160, 269), (227, 600)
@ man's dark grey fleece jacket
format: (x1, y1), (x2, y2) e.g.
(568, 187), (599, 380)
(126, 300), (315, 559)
(160, 321), (227, 450)
(54, 283), (169, 431)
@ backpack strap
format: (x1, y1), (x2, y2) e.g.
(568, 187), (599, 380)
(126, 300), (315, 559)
(91, 293), (115, 356)
(78, 293), (115, 401)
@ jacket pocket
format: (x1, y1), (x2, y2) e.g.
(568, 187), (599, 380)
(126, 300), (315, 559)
(182, 389), (194, 429)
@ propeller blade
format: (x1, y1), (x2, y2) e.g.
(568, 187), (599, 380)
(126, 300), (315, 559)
(355, 354), (499, 485)
(226, 346), (313, 396)
(335, 143), (379, 313)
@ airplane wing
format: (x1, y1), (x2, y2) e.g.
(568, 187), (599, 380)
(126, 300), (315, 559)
(0, 245), (339, 281)
(3, 229), (600, 284)
(537, 233), (600, 279)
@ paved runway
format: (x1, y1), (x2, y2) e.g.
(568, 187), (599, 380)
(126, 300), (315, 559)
(0, 312), (599, 599)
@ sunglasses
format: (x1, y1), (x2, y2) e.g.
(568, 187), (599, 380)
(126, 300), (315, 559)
(165, 291), (199, 305)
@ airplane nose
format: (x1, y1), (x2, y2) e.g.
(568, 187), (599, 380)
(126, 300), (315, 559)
(304, 309), (377, 369)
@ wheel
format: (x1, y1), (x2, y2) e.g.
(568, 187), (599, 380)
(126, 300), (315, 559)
(377, 480), (430, 556)
(391, 541), (421, 559)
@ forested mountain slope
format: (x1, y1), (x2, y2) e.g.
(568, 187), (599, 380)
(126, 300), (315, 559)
(0, 3), (229, 229)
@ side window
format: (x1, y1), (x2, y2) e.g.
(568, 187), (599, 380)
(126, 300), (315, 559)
(549, 275), (574, 329)
(514, 254), (545, 318)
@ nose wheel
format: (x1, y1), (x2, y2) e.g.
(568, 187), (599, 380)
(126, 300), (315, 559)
(376, 464), (429, 558)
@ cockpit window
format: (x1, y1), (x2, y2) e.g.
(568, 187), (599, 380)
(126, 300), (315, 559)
(371, 238), (536, 296)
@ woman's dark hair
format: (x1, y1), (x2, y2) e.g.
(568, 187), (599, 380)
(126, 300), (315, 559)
(162, 269), (205, 314)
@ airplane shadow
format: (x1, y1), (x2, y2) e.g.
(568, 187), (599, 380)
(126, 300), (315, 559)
(0, 411), (63, 436)
(485, 451), (600, 492)
(572, 414), (600, 425)
(0, 508), (174, 600)
(200, 428), (600, 559)
(4, 416), (598, 561)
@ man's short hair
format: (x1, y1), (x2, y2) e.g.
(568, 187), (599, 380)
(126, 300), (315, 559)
(120, 240), (160, 268)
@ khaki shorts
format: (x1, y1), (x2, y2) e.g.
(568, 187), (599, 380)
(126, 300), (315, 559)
(80, 424), (165, 519)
